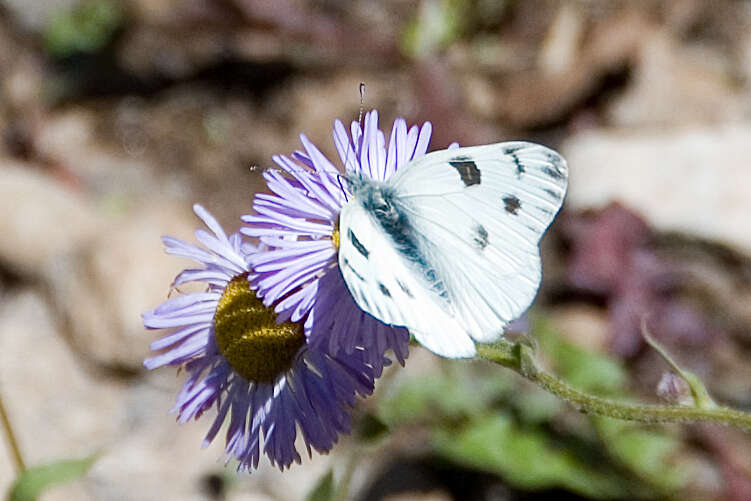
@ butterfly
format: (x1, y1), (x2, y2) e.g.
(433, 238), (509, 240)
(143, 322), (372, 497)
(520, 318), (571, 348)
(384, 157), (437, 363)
(337, 141), (568, 358)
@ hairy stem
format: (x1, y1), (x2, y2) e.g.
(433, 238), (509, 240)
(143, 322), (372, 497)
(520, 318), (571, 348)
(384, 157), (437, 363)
(477, 340), (751, 432)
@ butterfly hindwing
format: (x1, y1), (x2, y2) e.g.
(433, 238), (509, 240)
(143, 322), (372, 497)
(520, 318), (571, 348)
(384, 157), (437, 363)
(393, 193), (541, 343)
(338, 200), (477, 357)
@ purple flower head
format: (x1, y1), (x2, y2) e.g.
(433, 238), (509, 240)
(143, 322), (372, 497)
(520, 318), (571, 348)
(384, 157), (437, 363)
(242, 111), (445, 371)
(143, 205), (382, 471)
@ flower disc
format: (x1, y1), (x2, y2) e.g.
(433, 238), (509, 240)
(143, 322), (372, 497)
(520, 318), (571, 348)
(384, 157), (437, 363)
(214, 275), (305, 382)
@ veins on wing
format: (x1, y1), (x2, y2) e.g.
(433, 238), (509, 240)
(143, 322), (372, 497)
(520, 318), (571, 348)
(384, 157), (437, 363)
(360, 183), (448, 301)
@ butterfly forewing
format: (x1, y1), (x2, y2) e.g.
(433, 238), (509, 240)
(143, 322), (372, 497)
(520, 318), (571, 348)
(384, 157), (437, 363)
(391, 142), (567, 239)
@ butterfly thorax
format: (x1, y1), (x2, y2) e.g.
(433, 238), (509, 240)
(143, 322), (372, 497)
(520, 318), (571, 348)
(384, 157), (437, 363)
(346, 174), (407, 249)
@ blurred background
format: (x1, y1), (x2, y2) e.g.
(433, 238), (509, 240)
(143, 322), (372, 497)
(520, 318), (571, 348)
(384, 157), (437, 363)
(1, 0), (751, 499)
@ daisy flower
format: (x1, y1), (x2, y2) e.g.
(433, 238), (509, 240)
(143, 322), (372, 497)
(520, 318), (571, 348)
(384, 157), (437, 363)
(143, 205), (382, 471)
(242, 111), (441, 372)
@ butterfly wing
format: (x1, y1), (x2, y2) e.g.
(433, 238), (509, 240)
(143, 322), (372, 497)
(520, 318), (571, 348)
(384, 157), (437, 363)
(386, 141), (568, 345)
(338, 200), (477, 357)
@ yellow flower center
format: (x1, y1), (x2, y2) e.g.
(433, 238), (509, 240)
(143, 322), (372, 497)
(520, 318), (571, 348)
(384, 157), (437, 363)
(332, 225), (340, 250)
(213, 275), (306, 383)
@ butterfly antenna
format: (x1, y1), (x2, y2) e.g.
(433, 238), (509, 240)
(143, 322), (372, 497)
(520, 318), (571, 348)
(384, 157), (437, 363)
(358, 82), (366, 132)
(249, 163), (287, 176)
(345, 82), (365, 173)
(339, 83), (366, 202)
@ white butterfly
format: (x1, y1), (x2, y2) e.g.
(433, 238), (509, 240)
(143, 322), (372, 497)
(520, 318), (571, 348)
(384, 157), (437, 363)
(337, 141), (568, 358)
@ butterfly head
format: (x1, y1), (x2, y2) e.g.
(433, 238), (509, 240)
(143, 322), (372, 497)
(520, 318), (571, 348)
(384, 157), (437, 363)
(342, 170), (374, 200)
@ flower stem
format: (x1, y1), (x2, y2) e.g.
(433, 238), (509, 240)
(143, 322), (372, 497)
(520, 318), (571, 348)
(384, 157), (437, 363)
(333, 448), (360, 501)
(641, 317), (716, 409)
(477, 340), (751, 432)
(0, 388), (25, 472)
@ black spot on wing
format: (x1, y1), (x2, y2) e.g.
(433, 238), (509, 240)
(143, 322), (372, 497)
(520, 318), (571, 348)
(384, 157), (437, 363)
(347, 228), (369, 258)
(357, 290), (370, 310)
(543, 188), (562, 201)
(342, 257), (365, 282)
(473, 224), (489, 250)
(541, 166), (564, 180)
(396, 279), (413, 298)
(502, 145), (524, 154)
(425, 268), (449, 301)
(426, 268), (436, 283)
(537, 206), (553, 215)
(378, 282), (391, 297)
(510, 152), (525, 177)
(545, 152), (567, 178)
(503, 195), (521, 215)
(449, 160), (481, 186)
(541, 162), (566, 181)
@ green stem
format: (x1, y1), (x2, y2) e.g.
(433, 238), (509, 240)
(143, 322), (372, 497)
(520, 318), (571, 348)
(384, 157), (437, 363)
(477, 340), (751, 432)
(0, 388), (25, 472)
(333, 448), (360, 501)
(641, 317), (716, 409)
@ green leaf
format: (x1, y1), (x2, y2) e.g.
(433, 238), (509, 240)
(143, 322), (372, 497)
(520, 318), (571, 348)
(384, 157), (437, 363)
(356, 412), (389, 443)
(434, 415), (628, 499)
(10, 455), (98, 501)
(512, 387), (562, 424)
(401, 0), (467, 58)
(595, 418), (690, 494)
(534, 319), (627, 395)
(306, 469), (334, 501)
(378, 363), (512, 425)
(44, 0), (123, 58)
